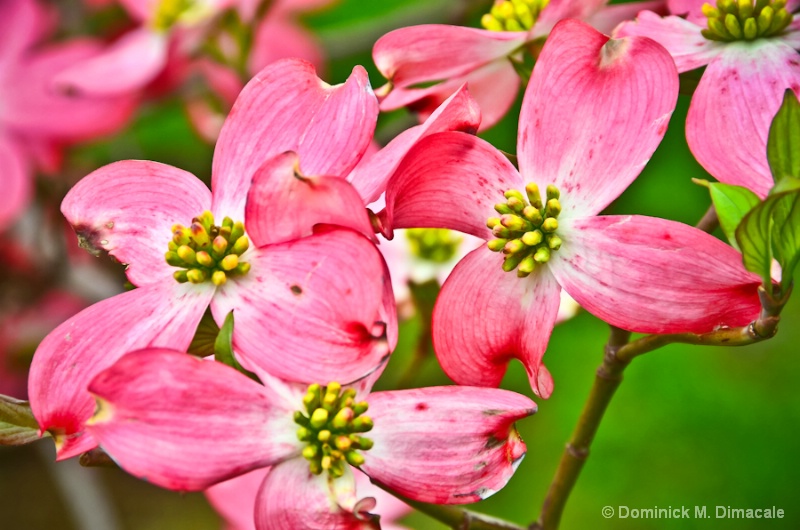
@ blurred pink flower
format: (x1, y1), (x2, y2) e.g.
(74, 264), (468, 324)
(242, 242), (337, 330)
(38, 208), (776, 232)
(87, 348), (535, 529)
(378, 21), (762, 398)
(615, 0), (800, 197)
(373, 0), (664, 130)
(0, 0), (136, 229)
(56, 0), (332, 113)
(29, 59), (396, 461)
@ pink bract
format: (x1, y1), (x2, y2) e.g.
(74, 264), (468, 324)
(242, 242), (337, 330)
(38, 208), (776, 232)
(615, 3), (800, 197)
(29, 59), (397, 461)
(373, 0), (665, 130)
(0, 0), (136, 229)
(206, 467), (411, 530)
(87, 348), (536, 529)
(378, 20), (762, 398)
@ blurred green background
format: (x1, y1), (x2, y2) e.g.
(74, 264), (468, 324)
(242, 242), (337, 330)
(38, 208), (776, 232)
(2, 0), (798, 528)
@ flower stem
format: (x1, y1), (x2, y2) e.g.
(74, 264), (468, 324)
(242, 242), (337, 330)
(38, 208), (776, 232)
(530, 285), (789, 530)
(530, 327), (630, 530)
(372, 479), (525, 530)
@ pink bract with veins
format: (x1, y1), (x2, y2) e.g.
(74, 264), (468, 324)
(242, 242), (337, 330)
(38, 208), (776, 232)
(87, 348), (535, 529)
(0, 0), (136, 229)
(372, 0), (665, 130)
(615, 0), (800, 197)
(378, 20), (762, 398)
(29, 59), (397, 461)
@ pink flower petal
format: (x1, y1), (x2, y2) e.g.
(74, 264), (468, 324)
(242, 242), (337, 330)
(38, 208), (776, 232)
(351, 84), (482, 204)
(255, 459), (378, 530)
(782, 19), (800, 50)
(380, 132), (523, 240)
(206, 468), (269, 530)
(373, 25), (526, 87)
(362, 386), (536, 503)
(0, 0), (50, 65)
(3, 40), (137, 141)
(613, 11), (724, 73)
(212, 60), (376, 221)
(52, 27), (169, 96)
(532, 0), (608, 38)
(28, 283), (214, 460)
(378, 59), (518, 133)
(518, 20), (678, 218)
(87, 349), (299, 491)
(0, 135), (31, 228)
(210, 229), (394, 385)
(586, 0), (667, 34)
(245, 152), (375, 246)
(432, 249), (562, 397)
(686, 42), (800, 198)
(248, 13), (325, 75)
(549, 215), (762, 334)
(61, 160), (212, 288)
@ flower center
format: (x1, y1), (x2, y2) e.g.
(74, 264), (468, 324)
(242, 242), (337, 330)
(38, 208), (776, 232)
(481, 0), (550, 32)
(164, 210), (250, 286)
(701, 0), (793, 41)
(151, 0), (206, 32)
(486, 183), (562, 277)
(294, 382), (373, 479)
(405, 228), (463, 263)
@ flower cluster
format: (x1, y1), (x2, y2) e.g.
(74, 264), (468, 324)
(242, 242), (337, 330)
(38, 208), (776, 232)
(2, 0), (793, 529)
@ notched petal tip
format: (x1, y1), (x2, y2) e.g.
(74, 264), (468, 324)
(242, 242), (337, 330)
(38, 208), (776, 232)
(599, 36), (632, 68)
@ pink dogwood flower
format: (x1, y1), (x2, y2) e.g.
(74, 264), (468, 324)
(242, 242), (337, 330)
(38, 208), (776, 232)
(373, 0), (664, 130)
(29, 59), (397, 461)
(87, 348), (536, 529)
(55, 0), (332, 101)
(206, 467), (411, 530)
(615, 0), (800, 197)
(0, 0), (135, 228)
(378, 20), (763, 398)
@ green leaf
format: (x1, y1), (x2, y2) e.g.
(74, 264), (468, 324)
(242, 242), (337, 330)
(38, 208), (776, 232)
(214, 311), (258, 381)
(767, 90), (800, 184)
(736, 196), (776, 292)
(187, 309), (220, 357)
(0, 395), (43, 446)
(708, 183), (760, 250)
(770, 190), (800, 290)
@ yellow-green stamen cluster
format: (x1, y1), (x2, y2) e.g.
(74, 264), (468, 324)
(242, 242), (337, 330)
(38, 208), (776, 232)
(701, 0), (793, 41)
(152, 0), (195, 31)
(294, 382), (373, 478)
(487, 183), (562, 277)
(405, 228), (463, 263)
(165, 210), (250, 286)
(481, 0), (550, 32)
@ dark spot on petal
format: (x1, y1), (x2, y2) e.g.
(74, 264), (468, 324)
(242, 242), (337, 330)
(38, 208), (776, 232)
(290, 285), (302, 295)
(415, 403), (428, 411)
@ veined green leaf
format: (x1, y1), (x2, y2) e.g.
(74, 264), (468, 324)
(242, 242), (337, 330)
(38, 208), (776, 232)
(709, 182), (760, 250)
(767, 90), (800, 184)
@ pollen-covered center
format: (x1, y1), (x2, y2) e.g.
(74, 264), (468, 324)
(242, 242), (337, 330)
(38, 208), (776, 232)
(294, 382), (374, 478)
(405, 228), (463, 263)
(487, 183), (562, 277)
(701, 0), (793, 41)
(165, 210), (250, 286)
(481, 0), (550, 32)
